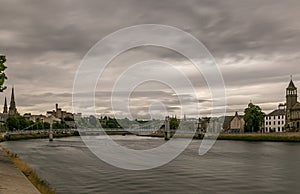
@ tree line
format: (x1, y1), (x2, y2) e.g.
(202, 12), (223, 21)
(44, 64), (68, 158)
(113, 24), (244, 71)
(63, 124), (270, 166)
(6, 115), (71, 131)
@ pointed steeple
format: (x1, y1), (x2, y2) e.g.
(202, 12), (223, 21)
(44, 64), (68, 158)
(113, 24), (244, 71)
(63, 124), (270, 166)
(3, 97), (7, 114)
(8, 87), (18, 116)
(10, 87), (15, 108)
(288, 75), (297, 89)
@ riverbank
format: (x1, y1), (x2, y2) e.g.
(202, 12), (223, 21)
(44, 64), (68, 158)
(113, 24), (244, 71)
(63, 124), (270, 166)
(0, 133), (78, 193)
(146, 132), (300, 142)
(217, 133), (300, 142)
(3, 131), (300, 143)
(0, 146), (56, 194)
(0, 146), (42, 194)
(0, 132), (78, 142)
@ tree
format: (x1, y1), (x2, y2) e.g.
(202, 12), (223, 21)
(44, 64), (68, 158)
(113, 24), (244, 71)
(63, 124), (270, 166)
(0, 55), (7, 92)
(170, 117), (180, 130)
(64, 117), (74, 121)
(6, 116), (18, 131)
(6, 116), (31, 131)
(244, 103), (265, 133)
(52, 122), (68, 129)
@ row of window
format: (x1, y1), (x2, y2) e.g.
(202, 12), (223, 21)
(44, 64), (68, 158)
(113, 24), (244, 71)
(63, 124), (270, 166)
(265, 115), (285, 120)
(265, 121), (285, 126)
(265, 127), (284, 132)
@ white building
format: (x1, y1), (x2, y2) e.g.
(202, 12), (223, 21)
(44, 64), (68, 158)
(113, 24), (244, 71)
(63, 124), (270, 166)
(264, 108), (285, 133)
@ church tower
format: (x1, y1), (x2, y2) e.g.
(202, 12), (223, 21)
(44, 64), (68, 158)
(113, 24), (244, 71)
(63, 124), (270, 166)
(3, 97), (7, 114)
(286, 78), (297, 110)
(8, 87), (18, 116)
(286, 77), (298, 130)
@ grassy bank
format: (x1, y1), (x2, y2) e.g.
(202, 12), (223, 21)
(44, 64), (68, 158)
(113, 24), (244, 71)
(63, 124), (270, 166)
(1, 133), (77, 141)
(142, 133), (203, 139)
(146, 132), (300, 142)
(217, 133), (300, 142)
(1, 146), (56, 194)
(4, 131), (300, 143)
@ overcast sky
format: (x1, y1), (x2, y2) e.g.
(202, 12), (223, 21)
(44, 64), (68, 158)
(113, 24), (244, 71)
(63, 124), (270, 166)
(0, 0), (300, 119)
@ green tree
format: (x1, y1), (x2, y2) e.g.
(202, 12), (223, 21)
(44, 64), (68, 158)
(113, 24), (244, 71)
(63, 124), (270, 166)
(18, 116), (29, 129)
(170, 117), (180, 130)
(6, 116), (18, 130)
(244, 103), (265, 132)
(52, 122), (68, 129)
(0, 55), (7, 92)
(43, 122), (50, 129)
(6, 116), (31, 131)
(64, 117), (74, 121)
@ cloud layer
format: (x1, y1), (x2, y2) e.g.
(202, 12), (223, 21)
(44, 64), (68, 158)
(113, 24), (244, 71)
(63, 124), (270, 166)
(0, 0), (300, 118)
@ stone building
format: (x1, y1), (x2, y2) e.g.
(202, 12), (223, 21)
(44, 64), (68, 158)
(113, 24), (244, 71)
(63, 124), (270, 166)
(46, 104), (76, 128)
(0, 98), (8, 131)
(230, 112), (245, 133)
(222, 112), (244, 133)
(23, 113), (61, 124)
(285, 78), (300, 131)
(0, 87), (19, 131)
(46, 104), (74, 121)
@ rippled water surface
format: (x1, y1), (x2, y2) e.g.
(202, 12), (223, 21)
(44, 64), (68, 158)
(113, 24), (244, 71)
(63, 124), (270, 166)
(2, 136), (300, 193)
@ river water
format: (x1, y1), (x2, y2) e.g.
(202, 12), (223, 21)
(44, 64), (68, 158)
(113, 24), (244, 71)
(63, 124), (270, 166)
(1, 136), (300, 194)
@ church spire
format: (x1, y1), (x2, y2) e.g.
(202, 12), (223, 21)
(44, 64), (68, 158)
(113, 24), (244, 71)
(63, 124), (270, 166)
(10, 87), (15, 108)
(288, 75), (297, 89)
(8, 87), (18, 116)
(3, 97), (7, 114)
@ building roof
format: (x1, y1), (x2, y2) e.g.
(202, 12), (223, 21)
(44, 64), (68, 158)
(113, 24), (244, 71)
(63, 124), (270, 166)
(287, 80), (297, 89)
(292, 102), (300, 110)
(234, 111), (244, 119)
(267, 109), (285, 116)
(222, 116), (234, 130)
(224, 116), (234, 122)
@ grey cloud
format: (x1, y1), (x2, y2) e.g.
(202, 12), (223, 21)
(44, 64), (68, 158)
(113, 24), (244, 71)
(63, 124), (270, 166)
(0, 0), (299, 117)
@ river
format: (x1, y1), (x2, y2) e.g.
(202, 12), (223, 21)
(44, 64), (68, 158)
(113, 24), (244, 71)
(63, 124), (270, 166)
(1, 136), (300, 193)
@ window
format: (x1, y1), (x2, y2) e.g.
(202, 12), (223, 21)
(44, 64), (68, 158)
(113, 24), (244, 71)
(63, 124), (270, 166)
(269, 122), (271, 125)
(266, 117), (268, 120)
(274, 121), (276, 125)
(278, 121), (281, 125)
(278, 115), (280, 119)
(282, 121), (284, 125)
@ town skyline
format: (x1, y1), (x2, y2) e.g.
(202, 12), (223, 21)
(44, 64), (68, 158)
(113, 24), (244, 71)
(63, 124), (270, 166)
(0, 77), (298, 119)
